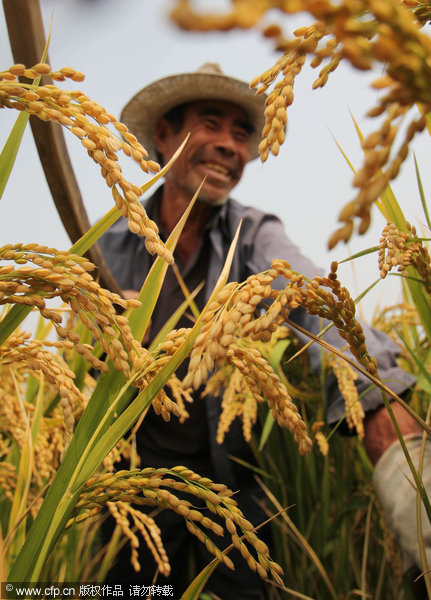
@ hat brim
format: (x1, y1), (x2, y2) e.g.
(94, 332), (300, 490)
(120, 71), (266, 161)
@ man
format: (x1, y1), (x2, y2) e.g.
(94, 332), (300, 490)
(99, 63), (426, 597)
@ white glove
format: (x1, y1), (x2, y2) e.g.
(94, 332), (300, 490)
(373, 433), (431, 572)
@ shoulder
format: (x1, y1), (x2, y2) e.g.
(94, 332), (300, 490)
(97, 215), (136, 257)
(224, 198), (283, 234)
(224, 199), (323, 280)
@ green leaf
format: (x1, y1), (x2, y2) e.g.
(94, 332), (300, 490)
(69, 207), (120, 257)
(0, 112), (30, 201)
(414, 153), (431, 230)
(227, 454), (273, 480)
(338, 246), (379, 263)
(331, 131), (356, 174)
(0, 305), (33, 346)
(259, 411), (276, 451)
(0, 25), (51, 202)
(379, 185), (406, 228)
(180, 560), (219, 600)
(397, 332), (431, 394)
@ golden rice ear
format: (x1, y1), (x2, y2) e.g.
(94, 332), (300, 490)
(0, 63), (173, 265)
(76, 467), (284, 583)
(327, 354), (364, 439)
(215, 369), (258, 444)
(107, 502), (171, 576)
(0, 243), (147, 389)
(0, 329), (86, 459)
(183, 265), (317, 454)
(378, 221), (431, 289)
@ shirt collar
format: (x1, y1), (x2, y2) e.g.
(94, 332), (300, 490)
(145, 184), (232, 239)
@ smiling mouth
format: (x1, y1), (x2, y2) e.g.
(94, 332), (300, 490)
(202, 162), (231, 178)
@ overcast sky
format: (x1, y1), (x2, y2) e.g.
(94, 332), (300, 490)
(1, 0), (430, 321)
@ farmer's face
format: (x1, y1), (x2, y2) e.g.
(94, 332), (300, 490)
(155, 100), (253, 205)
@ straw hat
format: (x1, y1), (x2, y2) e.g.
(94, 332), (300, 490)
(120, 63), (266, 161)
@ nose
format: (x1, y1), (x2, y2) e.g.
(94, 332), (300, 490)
(214, 128), (237, 156)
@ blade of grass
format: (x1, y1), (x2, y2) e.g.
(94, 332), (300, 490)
(180, 560), (219, 600)
(260, 479), (338, 600)
(172, 262), (201, 321)
(379, 183), (407, 227)
(0, 305), (33, 347)
(360, 499), (373, 600)
(0, 112), (30, 200)
(395, 330), (431, 394)
(413, 153), (431, 230)
(403, 269), (431, 339)
(69, 206), (120, 257)
(338, 247), (379, 262)
(417, 402), (431, 599)
(0, 16), (51, 201)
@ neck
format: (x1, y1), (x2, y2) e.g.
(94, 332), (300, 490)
(159, 183), (218, 263)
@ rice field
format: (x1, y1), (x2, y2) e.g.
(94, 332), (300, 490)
(1, 1), (431, 598)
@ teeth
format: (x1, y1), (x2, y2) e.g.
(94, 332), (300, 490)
(205, 162), (229, 175)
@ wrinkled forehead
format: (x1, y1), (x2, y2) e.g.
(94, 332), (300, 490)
(183, 99), (255, 134)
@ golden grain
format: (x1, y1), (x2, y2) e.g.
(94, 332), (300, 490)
(0, 64), (172, 262)
(328, 354), (364, 438)
(73, 464), (282, 575)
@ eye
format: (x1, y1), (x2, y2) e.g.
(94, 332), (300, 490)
(204, 117), (219, 130)
(233, 129), (249, 143)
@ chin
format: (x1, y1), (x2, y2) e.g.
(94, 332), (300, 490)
(197, 192), (230, 207)
(196, 183), (232, 206)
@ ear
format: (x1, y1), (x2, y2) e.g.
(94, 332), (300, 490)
(154, 118), (170, 155)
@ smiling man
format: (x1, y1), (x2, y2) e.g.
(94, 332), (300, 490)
(98, 64), (424, 599)
(157, 100), (252, 203)
(153, 99), (253, 265)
